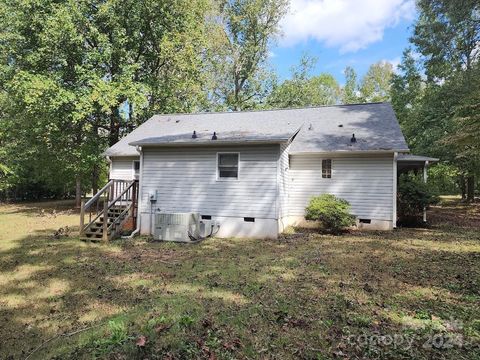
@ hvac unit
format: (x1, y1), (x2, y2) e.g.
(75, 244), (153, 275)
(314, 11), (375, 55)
(154, 212), (200, 242)
(199, 219), (215, 238)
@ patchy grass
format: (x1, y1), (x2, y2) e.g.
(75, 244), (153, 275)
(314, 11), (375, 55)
(0, 198), (479, 359)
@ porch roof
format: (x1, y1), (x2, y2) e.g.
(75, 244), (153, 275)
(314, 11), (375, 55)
(397, 154), (439, 163)
(397, 154), (439, 173)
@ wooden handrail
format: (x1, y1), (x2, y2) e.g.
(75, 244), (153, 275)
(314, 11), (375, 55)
(108, 181), (136, 207)
(82, 180), (136, 234)
(84, 179), (114, 209)
(108, 204), (132, 231)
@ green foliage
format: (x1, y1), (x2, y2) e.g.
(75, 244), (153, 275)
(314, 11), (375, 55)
(392, 1), (480, 198)
(179, 314), (195, 328)
(397, 174), (439, 225)
(411, 0), (479, 80)
(305, 194), (356, 233)
(342, 66), (359, 104)
(428, 163), (461, 195)
(267, 54), (341, 108)
(207, 0), (288, 111)
(0, 0), (211, 200)
(359, 61), (393, 102)
(342, 62), (394, 104)
(391, 48), (424, 132)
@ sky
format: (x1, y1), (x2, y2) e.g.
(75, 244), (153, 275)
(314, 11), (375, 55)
(270, 0), (417, 84)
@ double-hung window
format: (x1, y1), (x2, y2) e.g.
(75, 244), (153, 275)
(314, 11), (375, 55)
(217, 153), (239, 179)
(322, 159), (332, 178)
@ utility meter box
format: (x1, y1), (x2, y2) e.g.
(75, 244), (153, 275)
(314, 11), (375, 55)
(149, 191), (157, 202)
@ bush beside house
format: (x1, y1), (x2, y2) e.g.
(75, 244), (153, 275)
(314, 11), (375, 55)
(305, 194), (356, 233)
(397, 173), (439, 226)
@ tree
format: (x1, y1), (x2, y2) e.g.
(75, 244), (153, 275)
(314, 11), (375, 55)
(410, 0), (480, 200)
(267, 55), (341, 108)
(359, 61), (394, 102)
(207, 0), (289, 110)
(412, 0), (479, 80)
(445, 65), (480, 200)
(391, 48), (425, 142)
(342, 66), (359, 104)
(0, 0), (210, 204)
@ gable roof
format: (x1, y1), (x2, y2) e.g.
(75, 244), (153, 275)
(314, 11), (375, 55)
(104, 102), (409, 157)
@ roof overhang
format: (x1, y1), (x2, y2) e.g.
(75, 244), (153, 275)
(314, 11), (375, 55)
(397, 154), (439, 172)
(128, 129), (300, 148)
(289, 149), (410, 156)
(397, 154), (439, 163)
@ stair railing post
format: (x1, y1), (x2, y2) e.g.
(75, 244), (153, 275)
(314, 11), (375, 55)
(102, 193), (109, 242)
(79, 199), (85, 237)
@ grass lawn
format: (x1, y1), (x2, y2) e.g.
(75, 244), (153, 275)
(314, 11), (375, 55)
(0, 198), (479, 359)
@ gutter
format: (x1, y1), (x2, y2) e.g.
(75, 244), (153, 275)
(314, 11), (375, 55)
(288, 149), (410, 155)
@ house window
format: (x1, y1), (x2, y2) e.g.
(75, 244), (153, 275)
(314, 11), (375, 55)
(133, 160), (140, 179)
(322, 159), (332, 178)
(217, 153), (239, 179)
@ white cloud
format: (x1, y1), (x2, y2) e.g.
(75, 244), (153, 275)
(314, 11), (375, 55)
(383, 57), (401, 73)
(280, 0), (415, 53)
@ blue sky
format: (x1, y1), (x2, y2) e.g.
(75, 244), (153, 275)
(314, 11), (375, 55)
(270, 0), (417, 84)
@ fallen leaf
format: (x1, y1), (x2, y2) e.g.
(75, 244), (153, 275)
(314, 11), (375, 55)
(136, 335), (147, 347)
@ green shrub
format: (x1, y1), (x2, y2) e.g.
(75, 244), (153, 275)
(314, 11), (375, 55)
(397, 173), (439, 226)
(305, 194), (356, 233)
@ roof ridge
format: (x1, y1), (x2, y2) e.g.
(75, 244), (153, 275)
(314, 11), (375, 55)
(151, 102), (390, 119)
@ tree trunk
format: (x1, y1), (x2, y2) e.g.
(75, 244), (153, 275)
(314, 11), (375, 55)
(466, 175), (475, 202)
(75, 176), (81, 208)
(460, 174), (466, 199)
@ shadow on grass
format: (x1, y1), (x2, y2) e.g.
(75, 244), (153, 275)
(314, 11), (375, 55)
(0, 200), (479, 359)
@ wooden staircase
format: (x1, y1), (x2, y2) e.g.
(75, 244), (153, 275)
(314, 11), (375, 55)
(80, 180), (138, 241)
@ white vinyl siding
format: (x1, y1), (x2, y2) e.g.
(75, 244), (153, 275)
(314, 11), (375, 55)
(140, 145), (280, 219)
(110, 157), (139, 180)
(278, 143), (290, 219)
(288, 154), (394, 221)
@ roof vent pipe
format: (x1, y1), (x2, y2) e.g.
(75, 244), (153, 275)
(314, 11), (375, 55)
(212, 132), (218, 140)
(192, 130), (197, 139)
(308, 123), (313, 130)
(351, 134), (356, 143)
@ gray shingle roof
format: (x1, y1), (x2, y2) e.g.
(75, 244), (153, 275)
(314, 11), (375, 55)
(104, 102), (409, 157)
(129, 131), (297, 147)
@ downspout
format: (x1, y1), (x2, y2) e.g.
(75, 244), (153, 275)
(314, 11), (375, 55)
(123, 146), (143, 238)
(393, 152), (398, 228)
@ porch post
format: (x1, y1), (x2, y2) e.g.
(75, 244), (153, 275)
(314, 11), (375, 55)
(102, 194), (109, 242)
(393, 152), (398, 228)
(423, 161), (429, 223)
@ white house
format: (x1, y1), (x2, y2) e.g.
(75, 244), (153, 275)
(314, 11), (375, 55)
(84, 102), (436, 240)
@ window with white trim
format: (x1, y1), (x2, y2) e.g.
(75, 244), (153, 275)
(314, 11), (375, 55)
(217, 153), (239, 179)
(322, 159), (332, 178)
